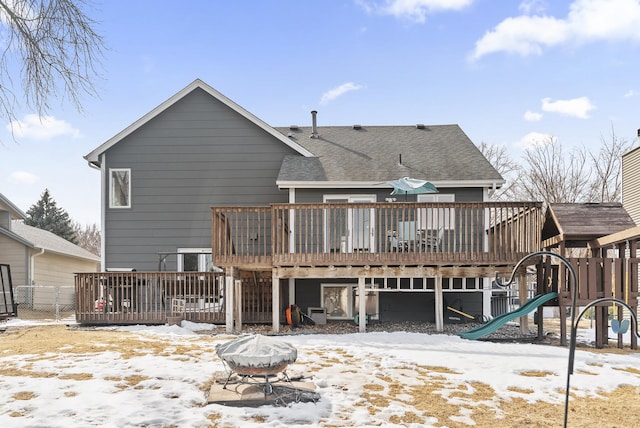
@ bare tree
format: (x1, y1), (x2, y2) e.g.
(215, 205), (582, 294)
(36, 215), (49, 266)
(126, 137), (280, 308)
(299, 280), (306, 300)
(73, 221), (100, 256)
(515, 137), (592, 204)
(477, 141), (522, 201)
(0, 0), (104, 132)
(587, 124), (635, 203)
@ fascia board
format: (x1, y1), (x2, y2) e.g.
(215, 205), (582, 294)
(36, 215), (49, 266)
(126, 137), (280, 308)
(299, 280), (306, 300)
(0, 227), (34, 248)
(0, 193), (27, 219)
(84, 79), (314, 165)
(37, 247), (100, 263)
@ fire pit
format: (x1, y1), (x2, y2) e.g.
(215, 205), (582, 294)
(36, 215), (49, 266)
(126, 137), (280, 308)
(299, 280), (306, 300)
(216, 334), (298, 397)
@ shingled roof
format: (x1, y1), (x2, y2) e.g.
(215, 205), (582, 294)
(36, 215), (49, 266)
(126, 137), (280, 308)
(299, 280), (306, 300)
(11, 222), (100, 261)
(275, 125), (503, 186)
(542, 203), (636, 248)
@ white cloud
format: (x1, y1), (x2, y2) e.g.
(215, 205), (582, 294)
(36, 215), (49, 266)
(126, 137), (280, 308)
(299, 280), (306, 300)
(518, 0), (547, 15)
(7, 171), (39, 185)
(358, 0), (474, 23)
(541, 96), (595, 118)
(524, 110), (543, 121)
(320, 82), (365, 105)
(6, 114), (81, 141)
(624, 89), (638, 98)
(516, 132), (557, 150)
(470, 0), (640, 60)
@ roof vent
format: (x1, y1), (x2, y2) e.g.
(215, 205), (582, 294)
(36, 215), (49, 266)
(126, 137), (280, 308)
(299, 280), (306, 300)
(352, 124), (362, 130)
(416, 124), (425, 129)
(289, 125), (299, 130)
(287, 132), (293, 137)
(310, 110), (318, 139)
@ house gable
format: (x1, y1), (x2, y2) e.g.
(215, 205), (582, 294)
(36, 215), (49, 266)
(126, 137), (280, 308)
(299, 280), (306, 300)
(0, 192), (26, 230)
(90, 82), (305, 270)
(84, 79), (313, 167)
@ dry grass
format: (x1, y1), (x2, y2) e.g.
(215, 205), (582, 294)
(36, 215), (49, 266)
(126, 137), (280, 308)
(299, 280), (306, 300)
(2, 324), (640, 427)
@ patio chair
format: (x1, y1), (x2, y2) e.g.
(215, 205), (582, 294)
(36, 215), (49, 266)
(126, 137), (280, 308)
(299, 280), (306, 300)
(421, 227), (443, 251)
(170, 298), (186, 315)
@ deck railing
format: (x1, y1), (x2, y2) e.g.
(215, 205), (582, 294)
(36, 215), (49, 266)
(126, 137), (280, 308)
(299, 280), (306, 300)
(212, 201), (543, 268)
(75, 271), (225, 325)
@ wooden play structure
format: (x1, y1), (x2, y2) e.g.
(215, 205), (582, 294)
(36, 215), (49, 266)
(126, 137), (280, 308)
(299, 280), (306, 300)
(537, 203), (639, 349)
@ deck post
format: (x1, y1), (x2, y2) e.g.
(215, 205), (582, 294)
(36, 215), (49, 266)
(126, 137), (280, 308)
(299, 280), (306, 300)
(272, 272), (280, 333)
(519, 273), (529, 334)
(435, 275), (443, 332)
(358, 276), (366, 333)
(225, 275), (234, 334)
(288, 278), (295, 306)
(234, 279), (243, 332)
(482, 277), (492, 321)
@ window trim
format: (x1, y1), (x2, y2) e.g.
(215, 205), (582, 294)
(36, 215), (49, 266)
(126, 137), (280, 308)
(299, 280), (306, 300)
(322, 194), (376, 253)
(176, 248), (212, 272)
(109, 168), (131, 209)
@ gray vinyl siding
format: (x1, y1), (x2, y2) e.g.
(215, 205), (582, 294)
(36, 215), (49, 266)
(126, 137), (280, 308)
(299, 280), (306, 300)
(294, 187), (486, 253)
(293, 187), (483, 203)
(103, 88), (299, 270)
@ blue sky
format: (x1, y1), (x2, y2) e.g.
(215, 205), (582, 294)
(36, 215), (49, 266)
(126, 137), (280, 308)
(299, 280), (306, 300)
(1, 0), (640, 225)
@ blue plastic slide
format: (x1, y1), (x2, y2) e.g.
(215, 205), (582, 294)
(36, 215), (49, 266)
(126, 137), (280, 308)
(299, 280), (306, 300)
(457, 292), (559, 340)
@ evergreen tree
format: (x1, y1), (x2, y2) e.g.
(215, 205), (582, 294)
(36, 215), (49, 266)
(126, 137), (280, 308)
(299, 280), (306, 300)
(25, 189), (78, 244)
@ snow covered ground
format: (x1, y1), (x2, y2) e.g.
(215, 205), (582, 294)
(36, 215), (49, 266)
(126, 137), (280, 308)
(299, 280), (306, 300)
(1, 317), (639, 427)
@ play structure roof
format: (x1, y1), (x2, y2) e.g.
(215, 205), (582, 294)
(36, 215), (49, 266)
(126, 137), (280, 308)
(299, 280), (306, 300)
(542, 203), (636, 248)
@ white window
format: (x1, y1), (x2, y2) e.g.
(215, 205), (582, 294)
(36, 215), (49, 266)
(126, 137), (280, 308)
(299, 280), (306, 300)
(177, 248), (212, 272)
(321, 284), (353, 320)
(109, 168), (131, 208)
(418, 193), (455, 230)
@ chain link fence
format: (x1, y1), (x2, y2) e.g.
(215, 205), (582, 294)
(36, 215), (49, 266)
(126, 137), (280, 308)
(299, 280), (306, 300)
(13, 285), (75, 322)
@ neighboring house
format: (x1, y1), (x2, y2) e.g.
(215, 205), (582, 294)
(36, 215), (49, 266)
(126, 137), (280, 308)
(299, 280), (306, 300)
(0, 193), (100, 310)
(82, 79), (542, 329)
(622, 143), (640, 225)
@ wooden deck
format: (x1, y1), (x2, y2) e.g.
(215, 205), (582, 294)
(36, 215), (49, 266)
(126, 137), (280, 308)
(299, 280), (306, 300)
(212, 201), (543, 271)
(75, 271), (226, 325)
(76, 201), (545, 326)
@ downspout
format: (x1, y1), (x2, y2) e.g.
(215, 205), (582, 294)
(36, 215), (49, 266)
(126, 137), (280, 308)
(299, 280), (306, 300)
(288, 188), (296, 306)
(30, 248), (45, 285)
(99, 153), (106, 270)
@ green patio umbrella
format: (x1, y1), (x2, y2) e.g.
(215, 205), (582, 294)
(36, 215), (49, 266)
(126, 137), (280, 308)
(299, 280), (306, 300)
(387, 177), (438, 199)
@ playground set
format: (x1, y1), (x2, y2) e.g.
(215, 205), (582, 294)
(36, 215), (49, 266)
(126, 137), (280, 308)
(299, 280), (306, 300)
(457, 253), (638, 350)
(458, 203), (640, 350)
(479, 251), (640, 428)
